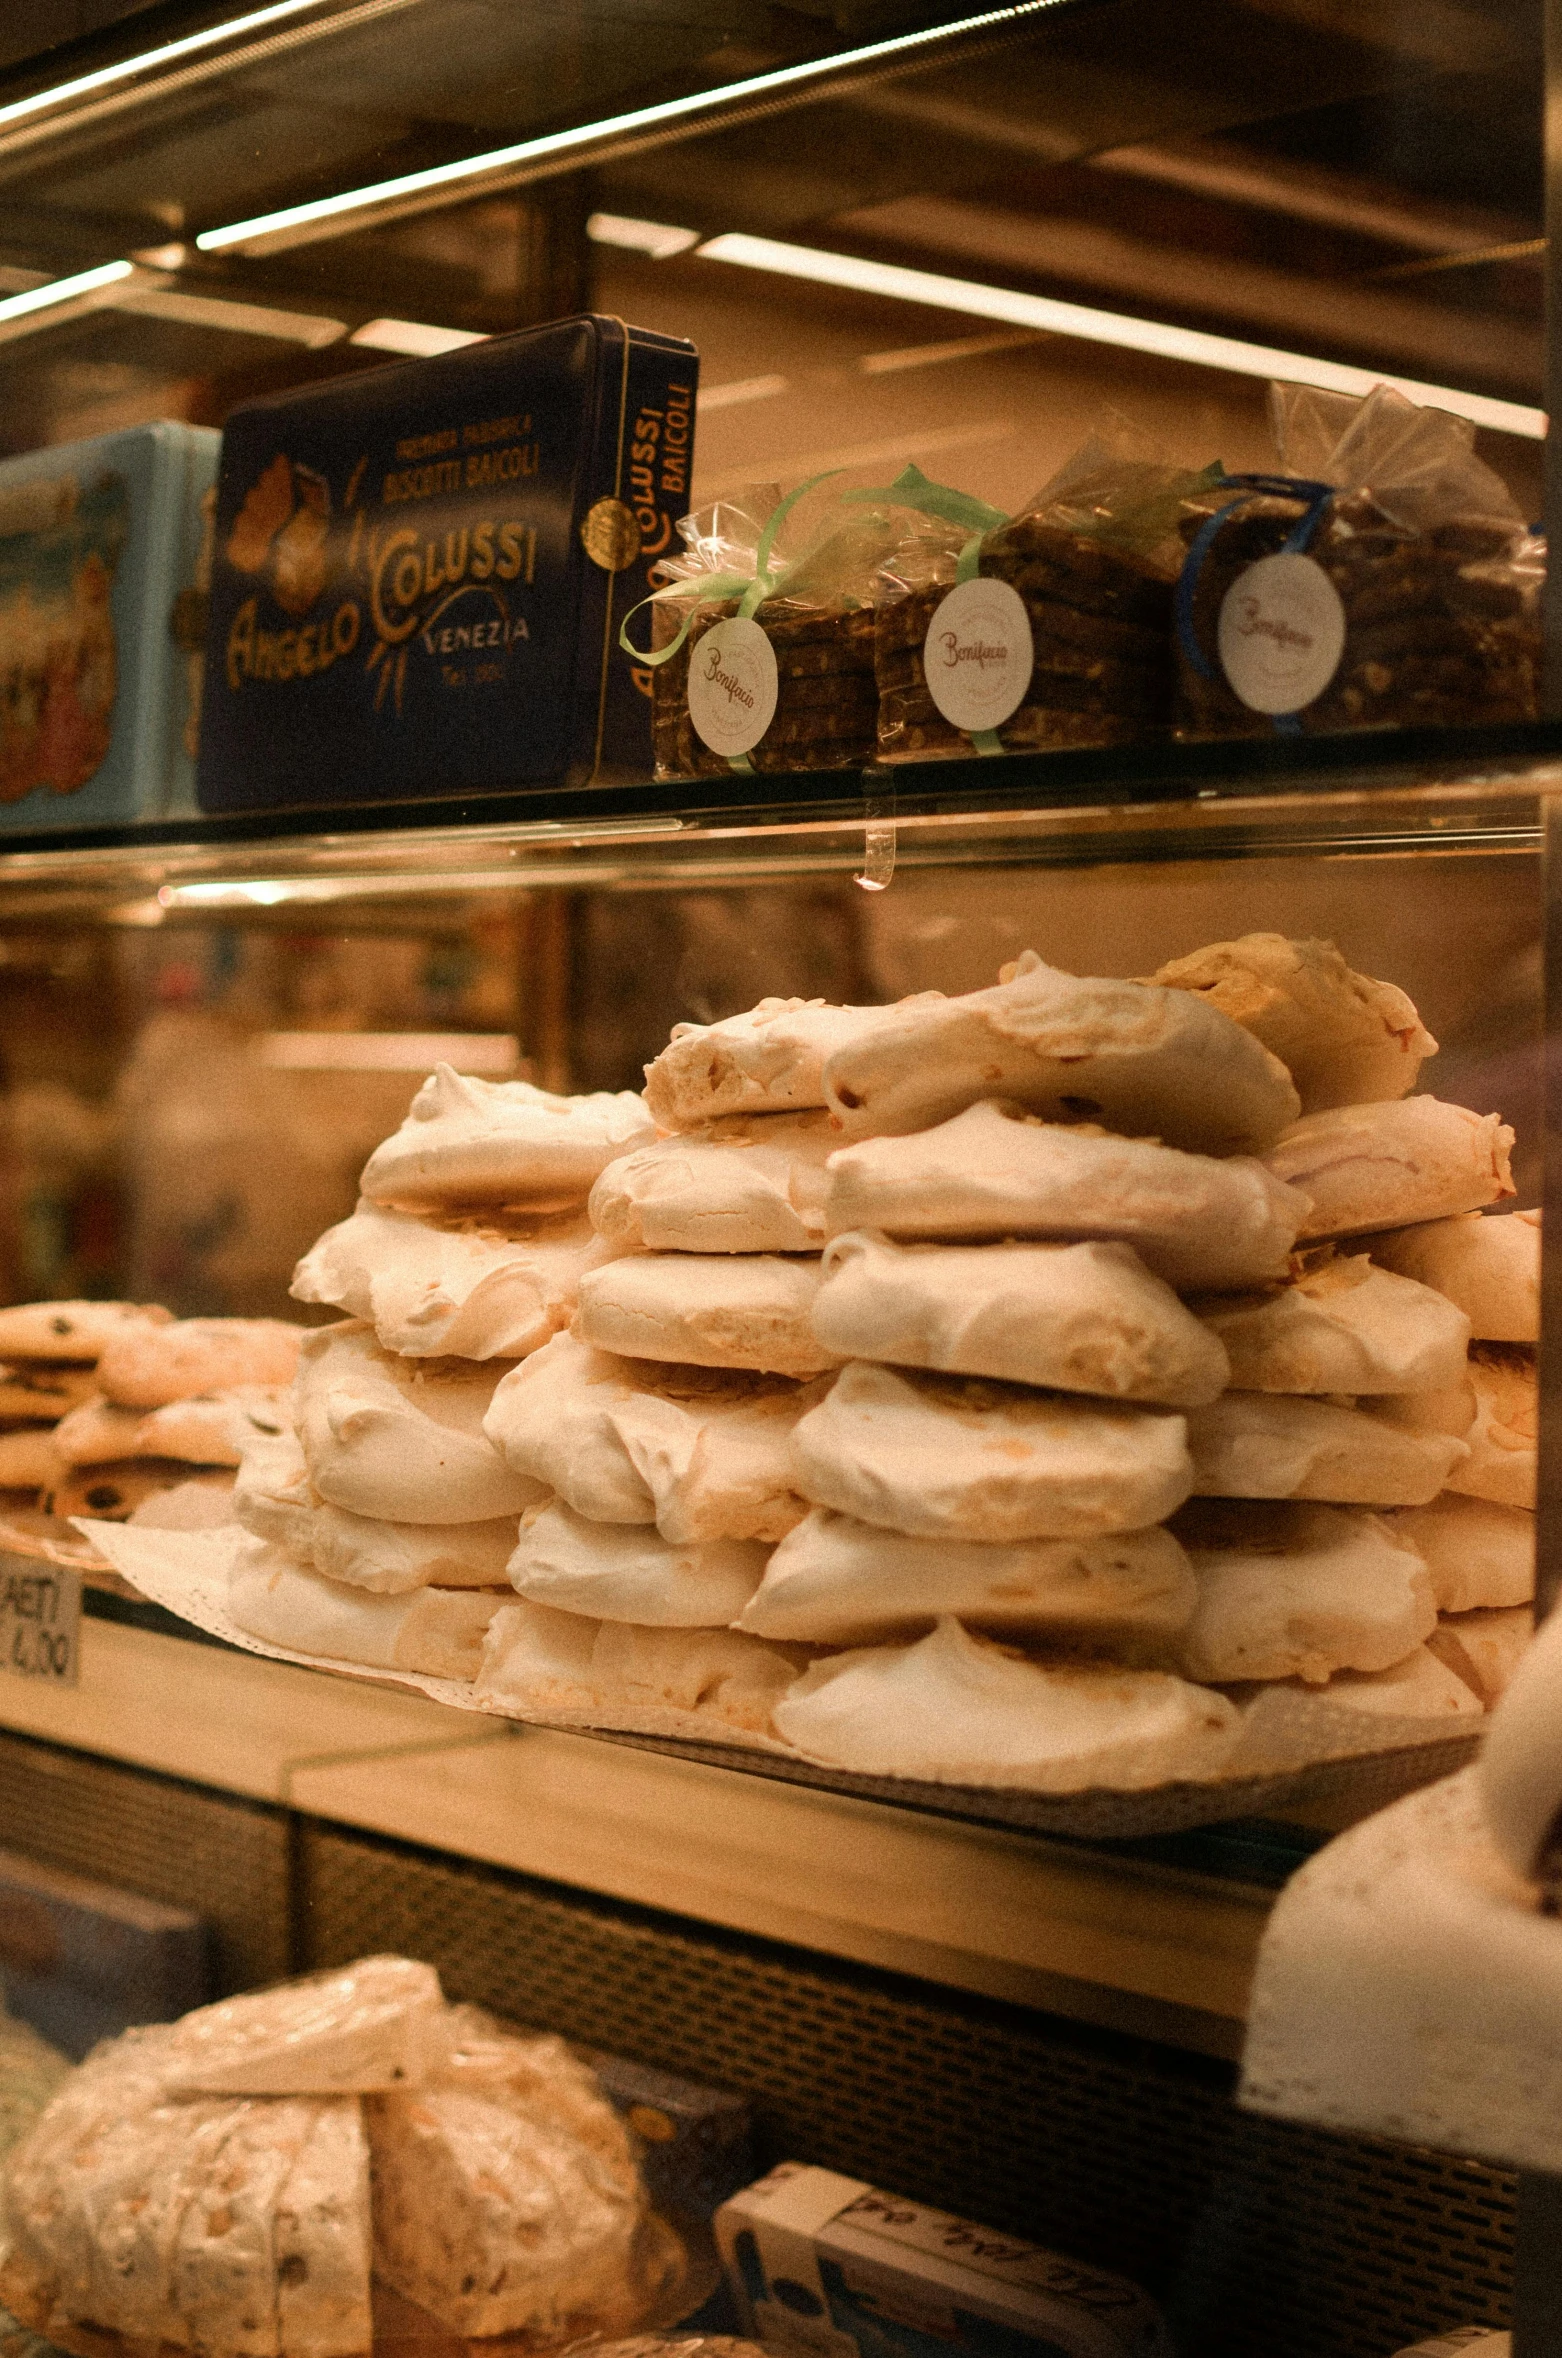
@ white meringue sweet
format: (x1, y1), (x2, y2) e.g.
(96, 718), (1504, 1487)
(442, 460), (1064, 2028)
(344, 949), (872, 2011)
(1264, 1097), (1515, 1240)
(735, 1507), (1195, 1650)
(589, 1112), (836, 1254)
(359, 1066), (654, 1209)
(1443, 1344), (1536, 1509)
(1171, 1500), (1435, 1684)
(821, 1101), (1308, 1290)
(483, 1332), (821, 1541)
(295, 1321), (542, 1523)
(813, 1232), (1229, 1407)
(791, 1361), (1193, 1540)
(1148, 934), (1436, 1113)
(1390, 1492), (1535, 1613)
(234, 1428), (516, 1592)
(233, 1427), (315, 1553)
(474, 1598), (802, 1742)
(1278, 1646), (1485, 1718)
(228, 1535), (501, 1678)
(1185, 1391), (1468, 1506)
(574, 1252), (841, 1378)
(820, 952), (1300, 1152)
(644, 996), (938, 1129)
(1191, 1252), (1472, 1395)
(771, 1618), (1240, 1788)
(292, 1198), (599, 1360)
(1367, 1208), (1539, 1343)
(506, 1501), (767, 1626)
(309, 1507), (518, 1595)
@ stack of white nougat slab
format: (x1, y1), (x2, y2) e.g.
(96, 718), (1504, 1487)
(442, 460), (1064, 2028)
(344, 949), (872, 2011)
(229, 937), (1537, 1793)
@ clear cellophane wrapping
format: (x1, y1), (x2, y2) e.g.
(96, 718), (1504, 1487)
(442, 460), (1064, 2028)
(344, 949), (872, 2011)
(649, 494), (913, 778)
(874, 442), (1211, 763)
(1175, 382), (1543, 738)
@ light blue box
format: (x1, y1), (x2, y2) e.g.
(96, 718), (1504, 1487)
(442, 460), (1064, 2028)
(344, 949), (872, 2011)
(0, 422), (218, 831)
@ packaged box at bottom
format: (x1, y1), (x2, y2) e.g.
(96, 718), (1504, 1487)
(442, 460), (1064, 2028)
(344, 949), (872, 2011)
(197, 312), (698, 815)
(716, 2164), (1171, 2358)
(0, 422), (217, 831)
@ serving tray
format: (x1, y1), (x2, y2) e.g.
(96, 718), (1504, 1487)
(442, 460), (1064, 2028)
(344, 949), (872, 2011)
(76, 1522), (1480, 1842)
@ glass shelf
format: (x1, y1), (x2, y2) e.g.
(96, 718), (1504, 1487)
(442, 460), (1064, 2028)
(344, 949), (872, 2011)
(0, 722), (1553, 920)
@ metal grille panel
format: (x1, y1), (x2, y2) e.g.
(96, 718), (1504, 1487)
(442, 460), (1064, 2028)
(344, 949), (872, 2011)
(0, 1731), (290, 1990)
(300, 1822), (1515, 2358)
(0, 1740), (1522, 2358)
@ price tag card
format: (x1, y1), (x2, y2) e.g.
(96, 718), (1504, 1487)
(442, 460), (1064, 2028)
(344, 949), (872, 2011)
(0, 1555), (82, 1687)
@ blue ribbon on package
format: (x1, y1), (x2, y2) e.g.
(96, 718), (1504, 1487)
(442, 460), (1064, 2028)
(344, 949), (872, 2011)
(1174, 470), (1337, 736)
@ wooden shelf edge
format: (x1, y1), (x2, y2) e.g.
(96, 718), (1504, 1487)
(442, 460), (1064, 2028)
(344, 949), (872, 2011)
(0, 1616), (1272, 2060)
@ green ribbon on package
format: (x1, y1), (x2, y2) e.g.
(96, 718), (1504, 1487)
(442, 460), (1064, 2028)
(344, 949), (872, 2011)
(844, 463), (1011, 754)
(618, 470), (845, 775)
(620, 462), (1013, 773)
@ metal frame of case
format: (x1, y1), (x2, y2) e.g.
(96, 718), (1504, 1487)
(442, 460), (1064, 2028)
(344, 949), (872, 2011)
(0, 5), (1558, 2347)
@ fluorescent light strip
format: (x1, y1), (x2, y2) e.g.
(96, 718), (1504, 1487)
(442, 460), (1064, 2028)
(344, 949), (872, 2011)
(196, 1), (1066, 251)
(698, 233), (1547, 439)
(698, 373), (789, 411)
(0, 0), (324, 129)
(860, 328), (1041, 374)
(350, 317), (488, 356)
(586, 213), (700, 260)
(0, 259), (133, 322)
(121, 287), (344, 345)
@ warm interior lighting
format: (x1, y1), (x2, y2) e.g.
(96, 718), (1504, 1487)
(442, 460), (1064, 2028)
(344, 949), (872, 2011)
(350, 317), (489, 356)
(698, 374), (789, 411)
(121, 287), (344, 344)
(194, 3), (1071, 253)
(860, 329), (1041, 373)
(586, 214), (700, 259)
(259, 1032), (520, 1072)
(0, 0), (325, 128)
(0, 260), (133, 323)
(696, 233), (1546, 438)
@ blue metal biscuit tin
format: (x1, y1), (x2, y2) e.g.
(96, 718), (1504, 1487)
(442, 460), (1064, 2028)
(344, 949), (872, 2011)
(197, 313), (698, 814)
(0, 422), (217, 832)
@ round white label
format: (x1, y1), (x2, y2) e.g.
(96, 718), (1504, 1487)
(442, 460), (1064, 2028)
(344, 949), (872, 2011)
(686, 616), (779, 757)
(923, 576), (1033, 731)
(1217, 551), (1346, 714)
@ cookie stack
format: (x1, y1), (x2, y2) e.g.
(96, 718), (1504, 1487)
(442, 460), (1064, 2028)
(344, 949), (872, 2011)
(45, 1315), (303, 1527)
(874, 458), (1190, 765)
(0, 1300), (167, 1509)
(1366, 1209), (1538, 1703)
(0, 1299), (300, 1530)
(1157, 936), (1534, 1713)
(711, 957), (1297, 1783)
(653, 593), (880, 779)
(1175, 493), (1540, 739)
(473, 965), (1286, 1786)
(217, 938), (1536, 1794)
(475, 1005), (893, 1740)
(229, 1069), (651, 1681)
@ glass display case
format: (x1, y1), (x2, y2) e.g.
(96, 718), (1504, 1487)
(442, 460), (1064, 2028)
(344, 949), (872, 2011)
(0, 5), (1554, 2357)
